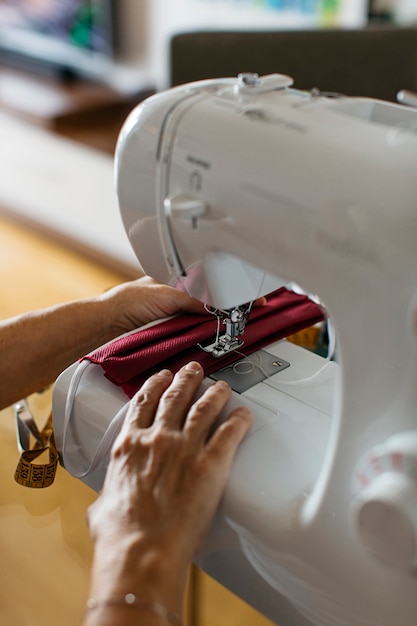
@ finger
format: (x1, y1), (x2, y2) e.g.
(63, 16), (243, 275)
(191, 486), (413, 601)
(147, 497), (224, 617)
(205, 406), (253, 468)
(175, 290), (207, 315)
(253, 296), (267, 307)
(123, 369), (174, 431)
(154, 361), (204, 430)
(184, 380), (232, 441)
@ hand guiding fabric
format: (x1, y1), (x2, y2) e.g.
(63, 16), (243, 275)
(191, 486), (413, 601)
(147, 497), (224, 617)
(85, 362), (252, 626)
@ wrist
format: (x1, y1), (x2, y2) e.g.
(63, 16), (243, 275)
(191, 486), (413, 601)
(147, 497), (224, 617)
(89, 532), (188, 614)
(81, 293), (133, 346)
(84, 594), (183, 626)
(95, 287), (141, 338)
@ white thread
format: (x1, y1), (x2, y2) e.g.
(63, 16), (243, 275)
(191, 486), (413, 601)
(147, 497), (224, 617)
(233, 348), (271, 380)
(233, 361), (255, 375)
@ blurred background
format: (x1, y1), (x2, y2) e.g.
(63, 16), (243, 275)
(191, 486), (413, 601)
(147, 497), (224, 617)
(0, 0), (416, 273)
(0, 1), (415, 92)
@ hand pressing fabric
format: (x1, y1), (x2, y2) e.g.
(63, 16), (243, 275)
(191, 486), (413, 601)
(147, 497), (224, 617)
(84, 361), (252, 626)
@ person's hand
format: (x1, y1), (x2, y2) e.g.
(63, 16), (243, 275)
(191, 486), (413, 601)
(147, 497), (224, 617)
(86, 361), (252, 611)
(98, 275), (205, 335)
(88, 360), (252, 558)
(99, 275), (267, 337)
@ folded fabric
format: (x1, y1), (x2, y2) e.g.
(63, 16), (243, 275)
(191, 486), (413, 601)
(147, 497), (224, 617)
(85, 287), (325, 399)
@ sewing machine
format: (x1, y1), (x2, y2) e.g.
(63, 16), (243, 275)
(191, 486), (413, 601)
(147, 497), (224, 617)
(53, 74), (417, 626)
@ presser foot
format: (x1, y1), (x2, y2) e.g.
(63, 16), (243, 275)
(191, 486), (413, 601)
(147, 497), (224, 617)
(200, 335), (244, 358)
(200, 302), (253, 358)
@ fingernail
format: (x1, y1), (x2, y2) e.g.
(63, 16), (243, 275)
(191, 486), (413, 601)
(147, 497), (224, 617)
(239, 407), (253, 426)
(214, 380), (230, 391)
(156, 369), (173, 379)
(184, 361), (202, 374)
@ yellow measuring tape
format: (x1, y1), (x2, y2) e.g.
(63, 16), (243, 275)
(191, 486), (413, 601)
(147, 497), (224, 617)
(13, 398), (58, 489)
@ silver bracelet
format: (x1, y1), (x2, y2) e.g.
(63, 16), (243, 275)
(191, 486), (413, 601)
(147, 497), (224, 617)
(85, 593), (183, 625)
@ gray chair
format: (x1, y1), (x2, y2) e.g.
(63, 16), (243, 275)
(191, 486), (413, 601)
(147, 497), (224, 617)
(170, 26), (417, 102)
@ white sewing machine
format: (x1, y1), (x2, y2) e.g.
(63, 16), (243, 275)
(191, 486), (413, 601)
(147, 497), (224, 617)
(53, 74), (417, 626)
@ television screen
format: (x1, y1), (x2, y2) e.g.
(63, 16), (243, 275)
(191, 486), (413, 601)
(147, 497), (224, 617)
(0, 0), (118, 79)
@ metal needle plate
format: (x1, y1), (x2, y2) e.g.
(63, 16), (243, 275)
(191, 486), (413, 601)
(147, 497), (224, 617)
(210, 349), (290, 394)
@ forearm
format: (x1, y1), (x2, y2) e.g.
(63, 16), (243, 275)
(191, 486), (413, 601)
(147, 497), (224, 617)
(0, 297), (120, 409)
(0, 277), (205, 409)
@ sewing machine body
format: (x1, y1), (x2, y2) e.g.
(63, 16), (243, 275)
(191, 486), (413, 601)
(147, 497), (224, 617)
(53, 337), (336, 626)
(53, 75), (417, 625)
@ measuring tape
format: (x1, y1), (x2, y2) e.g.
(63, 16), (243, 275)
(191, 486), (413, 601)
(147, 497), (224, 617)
(14, 398), (58, 489)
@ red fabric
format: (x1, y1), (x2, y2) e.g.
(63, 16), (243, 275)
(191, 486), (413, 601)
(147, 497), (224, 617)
(85, 287), (325, 399)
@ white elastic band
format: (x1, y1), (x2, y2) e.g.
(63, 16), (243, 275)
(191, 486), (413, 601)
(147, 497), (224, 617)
(62, 360), (129, 478)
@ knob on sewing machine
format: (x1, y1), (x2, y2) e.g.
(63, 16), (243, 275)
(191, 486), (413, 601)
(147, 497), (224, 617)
(353, 431), (417, 571)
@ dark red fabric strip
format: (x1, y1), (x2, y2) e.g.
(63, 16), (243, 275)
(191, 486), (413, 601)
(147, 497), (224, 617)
(84, 287), (325, 398)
